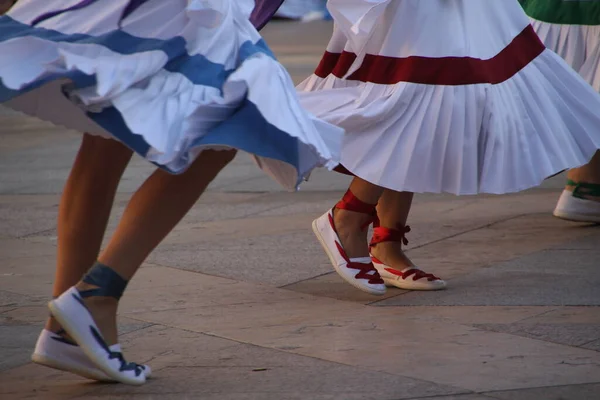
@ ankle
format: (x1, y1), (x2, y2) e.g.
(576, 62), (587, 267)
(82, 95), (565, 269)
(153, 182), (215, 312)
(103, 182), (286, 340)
(566, 174), (600, 186)
(371, 241), (397, 256)
(75, 281), (97, 292)
(45, 316), (62, 333)
(77, 261), (129, 299)
(333, 208), (373, 229)
(371, 242), (413, 269)
(565, 179), (600, 200)
(83, 298), (119, 345)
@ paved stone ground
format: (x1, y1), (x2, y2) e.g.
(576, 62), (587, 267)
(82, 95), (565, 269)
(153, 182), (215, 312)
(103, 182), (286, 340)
(1, 20), (600, 400)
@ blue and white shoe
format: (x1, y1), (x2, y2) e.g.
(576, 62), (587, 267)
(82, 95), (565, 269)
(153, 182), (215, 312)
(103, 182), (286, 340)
(32, 329), (151, 381)
(48, 287), (147, 385)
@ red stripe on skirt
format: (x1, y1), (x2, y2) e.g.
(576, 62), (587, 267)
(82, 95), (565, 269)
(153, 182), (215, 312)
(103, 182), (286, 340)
(314, 25), (545, 85)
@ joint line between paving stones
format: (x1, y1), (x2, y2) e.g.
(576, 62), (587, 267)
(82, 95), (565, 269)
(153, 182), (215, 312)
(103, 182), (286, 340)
(467, 323), (600, 355)
(281, 213), (533, 292)
(116, 315), (474, 394)
(366, 213), (531, 305)
(119, 323), (159, 338)
(142, 261), (256, 284)
(578, 336), (600, 347)
(511, 307), (561, 324)
(279, 271), (334, 289)
(400, 393), (499, 400)
(237, 199), (302, 219)
(0, 288), (43, 302)
(17, 228), (55, 239)
(511, 305), (600, 326)
(481, 381), (600, 397)
(404, 213), (531, 253)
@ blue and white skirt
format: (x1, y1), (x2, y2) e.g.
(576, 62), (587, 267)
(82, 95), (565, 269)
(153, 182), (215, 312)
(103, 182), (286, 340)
(0, 0), (342, 190)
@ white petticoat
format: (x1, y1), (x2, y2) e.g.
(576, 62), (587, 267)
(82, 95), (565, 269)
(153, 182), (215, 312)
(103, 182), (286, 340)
(0, 0), (343, 191)
(529, 18), (600, 91)
(298, 0), (600, 195)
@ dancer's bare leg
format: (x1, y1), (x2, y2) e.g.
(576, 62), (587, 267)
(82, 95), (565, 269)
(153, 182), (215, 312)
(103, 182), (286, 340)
(46, 134), (132, 333)
(0, 0), (15, 15)
(370, 189), (414, 269)
(75, 149), (237, 345)
(370, 189), (445, 290)
(333, 177), (384, 258)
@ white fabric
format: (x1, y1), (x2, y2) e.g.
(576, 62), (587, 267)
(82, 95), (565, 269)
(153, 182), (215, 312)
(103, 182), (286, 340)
(298, 0), (600, 194)
(530, 19), (600, 91)
(325, 0), (530, 59)
(1, 0), (343, 190)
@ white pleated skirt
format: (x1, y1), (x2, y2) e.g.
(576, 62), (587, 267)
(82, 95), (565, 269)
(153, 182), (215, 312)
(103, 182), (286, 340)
(298, 0), (600, 195)
(529, 19), (600, 91)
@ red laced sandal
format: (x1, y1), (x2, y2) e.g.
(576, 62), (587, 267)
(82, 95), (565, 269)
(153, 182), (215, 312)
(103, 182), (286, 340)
(370, 222), (446, 291)
(312, 190), (386, 295)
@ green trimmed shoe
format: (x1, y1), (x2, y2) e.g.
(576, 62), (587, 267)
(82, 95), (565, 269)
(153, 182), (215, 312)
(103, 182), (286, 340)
(553, 179), (600, 223)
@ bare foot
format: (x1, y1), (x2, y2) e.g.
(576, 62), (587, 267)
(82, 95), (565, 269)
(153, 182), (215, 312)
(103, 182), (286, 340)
(44, 316), (78, 343)
(45, 316), (63, 334)
(332, 208), (373, 258)
(0, 1), (15, 15)
(370, 241), (414, 271)
(74, 282), (119, 345)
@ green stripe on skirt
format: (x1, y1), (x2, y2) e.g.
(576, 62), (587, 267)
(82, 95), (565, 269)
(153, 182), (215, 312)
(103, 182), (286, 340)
(520, 0), (600, 25)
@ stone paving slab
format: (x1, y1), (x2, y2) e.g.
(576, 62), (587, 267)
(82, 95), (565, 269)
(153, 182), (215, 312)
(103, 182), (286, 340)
(582, 340), (600, 352)
(291, 213), (598, 302)
(419, 396), (499, 400)
(149, 308), (599, 393)
(2, 255), (59, 296)
(0, 290), (45, 308)
(1, 190), (599, 396)
(474, 322), (600, 349)
(554, 234), (600, 250)
(485, 383), (600, 400)
(0, 324), (465, 400)
(114, 264), (600, 393)
(149, 230), (332, 287)
(384, 306), (557, 326)
(149, 191), (588, 291)
(0, 237), (55, 258)
(377, 236), (600, 307)
(0, 195), (62, 238)
(85, 365), (460, 400)
(70, 394), (497, 400)
(517, 306), (600, 324)
(0, 324), (42, 372)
